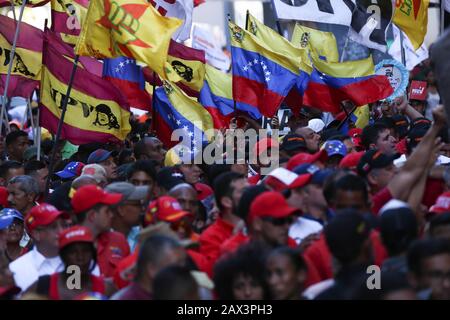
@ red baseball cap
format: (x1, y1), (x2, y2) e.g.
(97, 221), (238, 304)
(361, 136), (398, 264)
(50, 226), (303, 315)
(144, 196), (192, 227)
(59, 226), (94, 250)
(429, 192), (450, 214)
(339, 151), (365, 169)
(194, 183), (213, 201)
(409, 80), (428, 101)
(288, 174), (312, 189)
(286, 149), (328, 171)
(25, 203), (69, 233)
(248, 191), (300, 224)
(349, 128), (363, 149)
(71, 185), (123, 214)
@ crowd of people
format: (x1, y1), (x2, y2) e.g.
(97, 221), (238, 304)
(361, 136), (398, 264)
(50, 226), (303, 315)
(0, 61), (450, 300)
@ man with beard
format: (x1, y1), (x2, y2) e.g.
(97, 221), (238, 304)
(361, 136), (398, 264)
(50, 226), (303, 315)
(198, 172), (248, 274)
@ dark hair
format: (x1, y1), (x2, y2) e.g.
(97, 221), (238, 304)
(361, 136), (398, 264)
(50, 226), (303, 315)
(333, 174), (369, 205)
(60, 242), (97, 274)
(380, 209), (418, 256)
(213, 172), (244, 212)
(133, 137), (160, 160)
(322, 169), (350, 206)
(118, 149), (134, 166)
(407, 238), (450, 276)
(127, 160), (157, 181)
(361, 123), (389, 150)
(236, 185), (269, 221)
(206, 164), (232, 187)
(429, 213), (450, 237)
(136, 235), (182, 280)
(75, 203), (104, 224)
(153, 265), (198, 300)
(5, 130), (28, 147)
(376, 118), (395, 129)
(268, 246), (308, 272)
(213, 241), (271, 300)
(0, 161), (22, 179)
(24, 160), (47, 176)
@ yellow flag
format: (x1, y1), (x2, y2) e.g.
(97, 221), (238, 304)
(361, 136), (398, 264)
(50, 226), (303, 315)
(75, 0), (183, 79)
(291, 23), (339, 62)
(354, 105), (369, 129)
(394, 0), (430, 50)
(246, 13), (312, 74)
(50, 0), (89, 46)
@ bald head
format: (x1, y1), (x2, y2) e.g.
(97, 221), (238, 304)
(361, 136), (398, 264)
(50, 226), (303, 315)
(72, 175), (98, 189)
(168, 183), (199, 216)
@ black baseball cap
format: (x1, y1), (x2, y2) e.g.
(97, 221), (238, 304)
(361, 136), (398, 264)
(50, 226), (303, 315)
(156, 167), (185, 191)
(380, 207), (418, 240)
(391, 114), (409, 138)
(324, 210), (371, 264)
(407, 128), (427, 152)
(281, 133), (307, 152)
(357, 149), (400, 176)
(410, 117), (431, 131)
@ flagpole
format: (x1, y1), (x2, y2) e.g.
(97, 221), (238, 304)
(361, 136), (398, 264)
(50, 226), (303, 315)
(399, 30), (406, 66)
(44, 55), (80, 198)
(0, 0), (27, 136)
(227, 13), (238, 119)
(9, 0), (17, 21)
(151, 71), (157, 133)
(36, 105), (41, 161)
(441, 0), (446, 34)
(337, 103), (357, 131)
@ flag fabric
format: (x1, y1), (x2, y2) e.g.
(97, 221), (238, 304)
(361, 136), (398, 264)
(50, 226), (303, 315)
(354, 104), (370, 128)
(303, 53), (393, 113)
(291, 23), (339, 62)
(0, 15), (43, 98)
(192, 24), (230, 72)
(446, 0), (450, 12)
(148, 0), (193, 41)
(153, 82), (214, 152)
(272, 0), (354, 26)
(348, 0), (395, 52)
(388, 25), (429, 71)
(167, 39), (206, 93)
(75, 0), (183, 80)
(103, 57), (151, 111)
(0, 0), (49, 7)
(229, 21), (305, 118)
(393, 0), (429, 50)
(51, 0), (90, 46)
(40, 32), (131, 145)
(199, 64), (261, 128)
(44, 28), (103, 77)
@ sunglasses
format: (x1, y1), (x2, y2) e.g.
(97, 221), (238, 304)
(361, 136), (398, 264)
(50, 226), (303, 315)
(261, 215), (294, 226)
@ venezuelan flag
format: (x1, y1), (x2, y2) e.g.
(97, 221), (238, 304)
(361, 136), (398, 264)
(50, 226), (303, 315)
(229, 21), (303, 118)
(75, 0), (182, 80)
(51, 0), (89, 46)
(199, 64), (261, 129)
(153, 82), (214, 150)
(0, 15), (42, 98)
(303, 53), (393, 113)
(291, 23), (339, 62)
(40, 33), (131, 144)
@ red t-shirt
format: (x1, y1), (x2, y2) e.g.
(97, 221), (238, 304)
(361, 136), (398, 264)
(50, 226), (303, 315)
(97, 231), (131, 278)
(248, 174), (261, 185)
(304, 231), (388, 282)
(198, 217), (235, 275)
(422, 178), (444, 209)
(371, 187), (393, 215)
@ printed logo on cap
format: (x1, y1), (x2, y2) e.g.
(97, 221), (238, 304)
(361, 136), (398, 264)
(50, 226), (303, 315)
(65, 229), (87, 239)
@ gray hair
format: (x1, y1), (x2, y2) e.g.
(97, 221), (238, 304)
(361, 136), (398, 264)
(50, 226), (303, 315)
(8, 175), (40, 195)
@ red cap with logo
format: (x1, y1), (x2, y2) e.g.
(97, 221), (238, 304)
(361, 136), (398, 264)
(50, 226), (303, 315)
(59, 226), (94, 250)
(25, 203), (69, 233)
(71, 185), (123, 214)
(286, 149), (328, 171)
(429, 192), (450, 214)
(144, 196), (192, 227)
(248, 191), (300, 224)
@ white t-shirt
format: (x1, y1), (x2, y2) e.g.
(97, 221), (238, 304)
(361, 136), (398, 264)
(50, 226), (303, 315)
(289, 217), (323, 245)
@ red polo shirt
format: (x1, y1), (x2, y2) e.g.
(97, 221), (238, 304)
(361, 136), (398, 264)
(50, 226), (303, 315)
(97, 231), (131, 278)
(304, 230), (388, 282)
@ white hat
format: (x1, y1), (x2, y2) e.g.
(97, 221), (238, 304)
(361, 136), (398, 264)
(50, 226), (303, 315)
(379, 199), (410, 215)
(308, 119), (325, 133)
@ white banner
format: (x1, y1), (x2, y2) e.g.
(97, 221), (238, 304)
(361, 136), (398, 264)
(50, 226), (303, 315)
(348, 0), (395, 52)
(272, 0), (354, 25)
(388, 25), (429, 71)
(150, 0), (193, 41)
(191, 24), (231, 72)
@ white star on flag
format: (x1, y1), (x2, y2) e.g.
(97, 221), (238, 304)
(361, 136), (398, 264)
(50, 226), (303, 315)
(183, 125), (189, 131)
(176, 120), (181, 125)
(265, 71), (271, 76)
(243, 66), (248, 71)
(188, 131), (194, 137)
(265, 77), (270, 81)
(119, 62), (125, 68)
(253, 59), (258, 64)
(115, 67), (120, 72)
